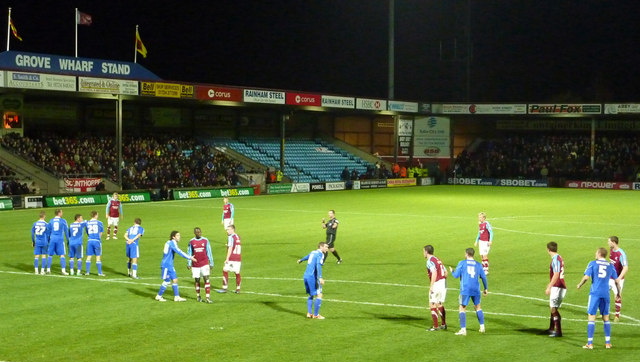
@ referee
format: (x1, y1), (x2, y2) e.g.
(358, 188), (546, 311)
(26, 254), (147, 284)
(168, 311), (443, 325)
(322, 210), (343, 264)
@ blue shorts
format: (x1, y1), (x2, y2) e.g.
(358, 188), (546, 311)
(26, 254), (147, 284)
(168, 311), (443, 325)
(304, 276), (321, 296)
(47, 240), (66, 256)
(161, 267), (178, 281)
(68, 244), (84, 259)
(459, 294), (481, 307)
(126, 243), (139, 259)
(34, 245), (47, 255)
(87, 240), (102, 256)
(587, 295), (610, 316)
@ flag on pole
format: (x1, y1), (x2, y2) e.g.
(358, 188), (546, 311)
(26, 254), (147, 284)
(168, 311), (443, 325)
(76, 11), (92, 26)
(136, 28), (148, 58)
(10, 18), (22, 41)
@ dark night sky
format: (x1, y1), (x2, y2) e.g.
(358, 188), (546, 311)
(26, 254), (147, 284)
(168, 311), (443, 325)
(6, 1), (640, 102)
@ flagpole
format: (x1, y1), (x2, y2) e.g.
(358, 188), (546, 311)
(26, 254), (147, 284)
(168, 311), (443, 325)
(74, 8), (78, 57)
(6, 7), (11, 51)
(134, 25), (138, 63)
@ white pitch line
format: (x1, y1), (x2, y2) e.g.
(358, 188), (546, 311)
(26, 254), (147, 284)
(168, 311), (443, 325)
(4, 271), (639, 326)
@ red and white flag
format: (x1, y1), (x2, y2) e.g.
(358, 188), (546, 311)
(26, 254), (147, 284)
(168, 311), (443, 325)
(76, 11), (92, 26)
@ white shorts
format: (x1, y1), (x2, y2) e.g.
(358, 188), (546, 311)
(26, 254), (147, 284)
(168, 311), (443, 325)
(429, 279), (447, 304)
(478, 240), (491, 255)
(107, 217), (120, 227)
(223, 261), (241, 274)
(191, 265), (211, 278)
(609, 278), (625, 295)
(223, 218), (234, 228)
(549, 287), (567, 308)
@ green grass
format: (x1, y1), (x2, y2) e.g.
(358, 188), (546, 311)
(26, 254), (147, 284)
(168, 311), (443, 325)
(1, 186), (638, 361)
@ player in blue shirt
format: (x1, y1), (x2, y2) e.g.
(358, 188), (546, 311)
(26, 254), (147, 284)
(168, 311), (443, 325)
(31, 211), (50, 275)
(125, 218), (144, 279)
(577, 247), (621, 350)
(47, 209), (69, 275)
(450, 248), (488, 336)
(84, 211), (105, 276)
(298, 242), (329, 319)
(155, 231), (196, 302)
(67, 214), (86, 276)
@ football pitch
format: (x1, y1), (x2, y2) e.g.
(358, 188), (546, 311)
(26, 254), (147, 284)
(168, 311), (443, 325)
(1, 186), (638, 361)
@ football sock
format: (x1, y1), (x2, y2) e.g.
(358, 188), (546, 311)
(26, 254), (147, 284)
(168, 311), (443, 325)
(430, 308), (439, 327)
(615, 297), (621, 318)
(85, 261), (91, 274)
(205, 280), (211, 298)
(132, 264), (137, 277)
(47, 256), (52, 270)
(549, 314), (554, 331)
(127, 262), (131, 271)
(587, 321), (595, 344)
(553, 312), (562, 334)
(314, 298), (322, 315)
(76, 259), (82, 272)
(172, 283), (180, 296)
(195, 280), (201, 295)
(438, 306), (447, 325)
(222, 272), (229, 289)
(96, 261), (103, 274)
(158, 281), (169, 296)
(114, 226), (118, 236)
(604, 321), (611, 343)
(60, 256), (66, 271)
(476, 309), (485, 325)
(459, 312), (466, 328)
(235, 274), (241, 290)
(332, 250), (341, 260)
(107, 227), (111, 235)
(307, 297), (313, 314)
(34, 257), (38, 271)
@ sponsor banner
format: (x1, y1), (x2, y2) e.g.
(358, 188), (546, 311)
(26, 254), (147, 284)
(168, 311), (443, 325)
(418, 103), (432, 114)
(64, 178), (102, 193)
(435, 103), (526, 114)
(173, 187), (254, 199)
(496, 119), (640, 131)
(78, 77), (138, 95)
(45, 194), (104, 207)
(353, 181), (360, 190)
(397, 117), (413, 156)
(267, 183), (293, 194)
(321, 95), (355, 109)
(359, 179), (387, 189)
(418, 177), (434, 186)
(387, 178), (417, 187)
(447, 178), (548, 187)
(108, 192), (151, 203)
(356, 98), (387, 111)
(24, 196), (44, 208)
(0, 51), (160, 80)
(325, 181), (346, 191)
(310, 183), (326, 192)
(528, 104), (601, 114)
(243, 89), (285, 104)
(413, 116), (450, 158)
(388, 100), (418, 113)
(7, 71), (76, 91)
(0, 197), (13, 210)
(291, 183), (311, 193)
(195, 85), (243, 102)
(634, 183), (640, 190)
(604, 104), (640, 114)
(565, 181), (632, 190)
(286, 92), (322, 106)
(141, 82), (194, 99)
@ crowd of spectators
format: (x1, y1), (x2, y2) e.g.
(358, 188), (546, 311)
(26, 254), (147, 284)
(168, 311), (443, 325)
(453, 134), (640, 182)
(0, 133), (246, 191)
(0, 162), (32, 195)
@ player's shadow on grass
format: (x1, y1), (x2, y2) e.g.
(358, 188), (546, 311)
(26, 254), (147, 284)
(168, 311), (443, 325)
(364, 312), (425, 328)
(12, 262), (35, 273)
(102, 265), (128, 277)
(127, 287), (158, 300)
(261, 301), (303, 316)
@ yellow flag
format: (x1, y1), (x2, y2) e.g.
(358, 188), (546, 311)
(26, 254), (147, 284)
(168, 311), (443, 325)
(10, 18), (22, 41)
(136, 28), (148, 58)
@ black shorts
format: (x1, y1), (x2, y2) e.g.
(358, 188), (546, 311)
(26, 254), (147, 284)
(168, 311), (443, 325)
(326, 233), (336, 248)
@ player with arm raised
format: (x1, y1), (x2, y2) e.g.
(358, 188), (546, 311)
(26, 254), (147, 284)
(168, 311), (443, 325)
(298, 242), (329, 319)
(188, 227), (214, 303)
(125, 218), (144, 279)
(47, 209), (69, 275)
(67, 214), (87, 276)
(155, 230), (197, 302)
(608, 236), (628, 322)
(31, 211), (49, 275)
(474, 212), (493, 275)
(424, 245), (448, 331)
(105, 192), (123, 240)
(450, 248), (488, 336)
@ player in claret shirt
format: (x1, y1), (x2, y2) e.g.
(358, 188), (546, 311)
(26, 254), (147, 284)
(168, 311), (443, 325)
(424, 245), (448, 331)
(105, 192), (123, 240)
(474, 212), (493, 275)
(608, 236), (628, 323)
(221, 197), (234, 230)
(220, 225), (242, 293)
(188, 227), (214, 303)
(545, 242), (566, 337)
